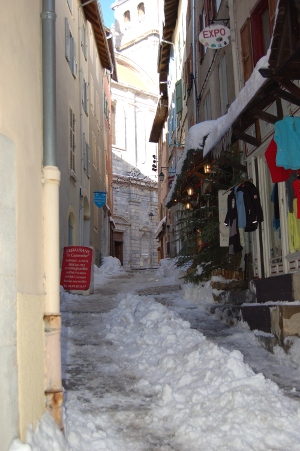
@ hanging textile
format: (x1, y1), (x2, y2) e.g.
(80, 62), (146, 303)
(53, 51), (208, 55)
(292, 177), (300, 219)
(224, 190), (243, 255)
(286, 172), (297, 213)
(288, 198), (300, 252)
(274, 116), (300, 170)
(237, 181), (263, 232)
(265, 138), (292, 182)
(271, 183), (280, 231)
(234, 185), (246, 228)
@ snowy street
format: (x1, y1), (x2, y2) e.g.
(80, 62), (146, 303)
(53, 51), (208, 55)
(11, 258), (300, 450)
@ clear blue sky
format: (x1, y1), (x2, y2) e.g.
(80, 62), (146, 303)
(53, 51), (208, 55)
(100, 0), (115, 27)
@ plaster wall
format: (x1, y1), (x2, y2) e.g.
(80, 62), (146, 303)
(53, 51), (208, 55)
(56, 0), (89, 256)
(0, 1), (45, 445)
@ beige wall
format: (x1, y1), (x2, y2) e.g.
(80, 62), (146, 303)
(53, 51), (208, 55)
(0, 0), (46, 446)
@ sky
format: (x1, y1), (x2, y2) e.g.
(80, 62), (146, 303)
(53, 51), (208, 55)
(100, 0), (115, 27)
(9, 257), (300, 450)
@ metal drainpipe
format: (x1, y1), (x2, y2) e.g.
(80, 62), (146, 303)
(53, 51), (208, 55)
(192, 0), (197, 123)
(41, 0), (63, 430)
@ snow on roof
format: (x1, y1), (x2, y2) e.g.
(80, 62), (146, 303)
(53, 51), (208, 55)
(166, 119), (222, 205)
(203, 53), (271, 157)
(154, 216), (166, 238)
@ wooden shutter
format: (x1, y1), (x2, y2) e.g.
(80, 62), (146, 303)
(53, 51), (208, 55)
(268, 0), (278, 33)
(207, 0), (216, 23)
(65, 18), (71, 62)
(175, 80), (183, 113)
(72, 39), (77, 77)
(240, 18), (253, 83)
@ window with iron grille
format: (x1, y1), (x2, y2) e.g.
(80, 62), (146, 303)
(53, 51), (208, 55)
(69, 107), (75, 172)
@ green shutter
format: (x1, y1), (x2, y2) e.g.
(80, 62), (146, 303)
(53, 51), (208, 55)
(175, 80), (183, 113)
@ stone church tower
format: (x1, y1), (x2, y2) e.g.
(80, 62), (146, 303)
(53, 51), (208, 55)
(111, 0), (160, 85)
(110, 0), (160, 269)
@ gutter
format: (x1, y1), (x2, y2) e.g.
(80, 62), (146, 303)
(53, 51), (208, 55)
(41, 0), (63, 429)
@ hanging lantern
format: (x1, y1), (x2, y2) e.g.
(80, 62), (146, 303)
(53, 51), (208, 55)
(204, 164), (211, 174)
(187, 186), (194, 196)
(186, 202), (192, 210)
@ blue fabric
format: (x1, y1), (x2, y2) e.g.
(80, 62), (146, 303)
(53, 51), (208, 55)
(234, 186), (246, 228)
(274, 116), (300, 170)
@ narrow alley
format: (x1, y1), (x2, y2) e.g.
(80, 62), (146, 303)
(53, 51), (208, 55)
(13, 258), (300, 451)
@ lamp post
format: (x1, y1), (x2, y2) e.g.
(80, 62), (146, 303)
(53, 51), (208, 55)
(149, 211), (154, 267)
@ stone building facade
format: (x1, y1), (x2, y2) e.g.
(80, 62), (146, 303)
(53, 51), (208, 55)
(110, 0), (160, 269)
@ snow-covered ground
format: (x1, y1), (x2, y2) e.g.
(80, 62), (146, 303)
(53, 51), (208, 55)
(9, 257), (300, 450)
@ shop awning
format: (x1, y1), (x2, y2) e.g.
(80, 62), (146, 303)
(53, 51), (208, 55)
(154, 216), (166, 238)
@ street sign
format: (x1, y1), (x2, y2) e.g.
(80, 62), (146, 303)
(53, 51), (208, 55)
(199, 24), (230, 49)
(94, 191), (106, 208)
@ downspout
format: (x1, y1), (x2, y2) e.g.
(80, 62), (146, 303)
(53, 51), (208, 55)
(41, 0), (63, 429)
(192, 0), (197, 123)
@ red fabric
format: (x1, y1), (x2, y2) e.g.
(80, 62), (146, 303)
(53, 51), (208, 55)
(265, 138), (293, 182)
(293, 179), (300, 219)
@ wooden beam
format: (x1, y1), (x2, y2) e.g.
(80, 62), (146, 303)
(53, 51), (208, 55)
(275, 88), (300, 107)
(233, 129), (261, 147)
(276, 98), (284, 120)
(274, 77), (300, 101)
(249, 107), (279, 124)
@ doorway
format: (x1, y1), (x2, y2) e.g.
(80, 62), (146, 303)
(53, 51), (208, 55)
(114, 241), (123, 265)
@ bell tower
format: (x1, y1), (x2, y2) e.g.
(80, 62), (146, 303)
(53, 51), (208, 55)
(111, 0), (160, 85)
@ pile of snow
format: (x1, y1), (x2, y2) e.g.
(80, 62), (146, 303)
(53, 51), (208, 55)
(94, 256), (125, 286)
(182, 280), (215, 304)
(12, 292), (300, 451)
(156, 258), (186, 281)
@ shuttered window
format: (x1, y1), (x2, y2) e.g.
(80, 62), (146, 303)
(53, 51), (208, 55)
(82, 78), (88, 115)
(83, 133), (90, 178)
(175, 80), (183, 114)
(251, 0), (271, 65)
(90, 74), (94, 114)
(219, 55), (228, 115)
(65, 18), (77, 77)
(67, 0), (72, 14)
(240, 18), (253, 83)
(268, 0), (277, 33)
(92, 132), (97, 169)
(80, 13), (87, 60)
(204, 92), (212, 121)
(69, 107), (76, 172)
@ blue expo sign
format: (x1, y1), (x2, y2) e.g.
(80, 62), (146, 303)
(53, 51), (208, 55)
(94, 191), (106, 208)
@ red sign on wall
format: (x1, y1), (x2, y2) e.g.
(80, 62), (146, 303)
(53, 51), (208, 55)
(60, 246), (93, 291)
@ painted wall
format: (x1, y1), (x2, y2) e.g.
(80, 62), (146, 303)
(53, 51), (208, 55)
(0, 1), (46, 446)
(56, 0), (90, 258)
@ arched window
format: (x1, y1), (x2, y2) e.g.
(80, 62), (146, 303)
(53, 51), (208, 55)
(124, 10), (131, 29)
(68, 212), (75, 245)
(137, 3), (145, 21)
